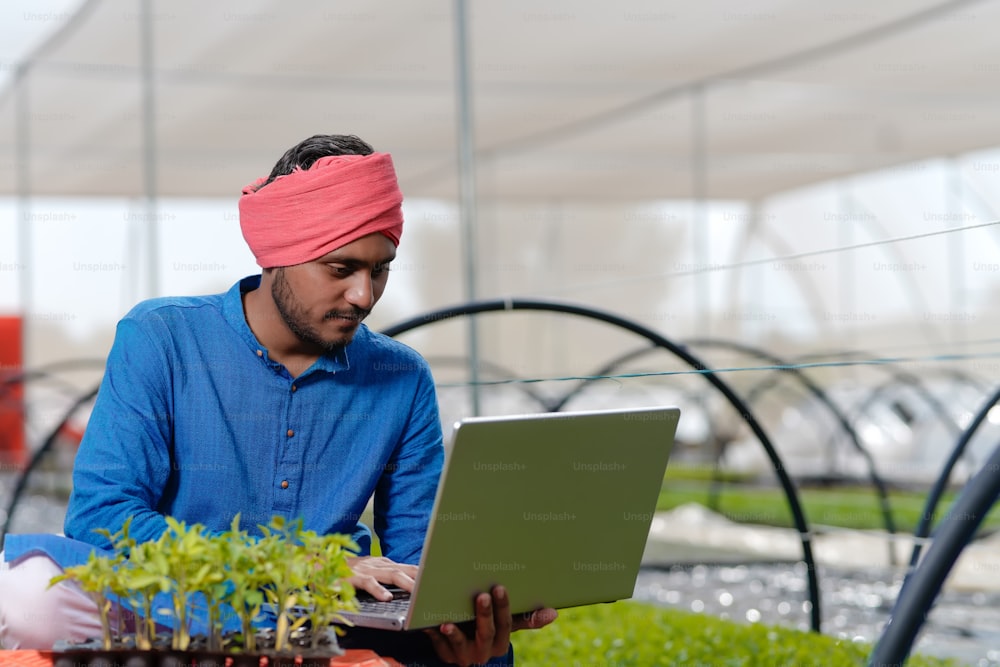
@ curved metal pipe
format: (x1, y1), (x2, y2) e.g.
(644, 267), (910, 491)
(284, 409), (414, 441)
(382, 297), (824, 632)
(422, 355), (557, 412)
(551, 339), (897, 559)
(906, 383), (1000, 571)
(932, 367), (991, 396)
(868, 436), (1000, 666)
(0, 358), (106, 398)
(686, 338), (898, 561)
(798, 349), (964, 441)
(846, 373), (962, 436)
(0, 382), (100, 550)
(547, 344), (658, 414)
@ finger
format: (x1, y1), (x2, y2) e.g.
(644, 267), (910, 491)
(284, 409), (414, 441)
(385, 567), (418, 592)
(512, 607), (559, 631)
(346, 573), (391, 600)
(351, 556), (418, 575)
(359, 564), (416, 592)
(395, 562), (419, 577)
(490, 585), (513, 655)
(435, 624), (477, 666)
(467, 592), (496, 664)
(474, 591), (495, 640)
(367, 557), (419, 580)
(423, 628), (459, 666)
(346, 557), (419, 595)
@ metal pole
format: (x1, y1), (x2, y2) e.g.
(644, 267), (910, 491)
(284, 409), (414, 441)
(947, 159), (964, 348)
(14, 64), (31, 373)
(453, 0), (481, 415)
(12, 64), (31, 468)
(692, 85), (709, 336)
(837, 183), (855, 351)
(140, 0), (159, 298)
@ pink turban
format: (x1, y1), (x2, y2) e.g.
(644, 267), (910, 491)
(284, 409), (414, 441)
(238, 152), (404, 268)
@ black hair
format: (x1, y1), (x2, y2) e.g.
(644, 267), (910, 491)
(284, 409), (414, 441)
(255, 134), (374, 191)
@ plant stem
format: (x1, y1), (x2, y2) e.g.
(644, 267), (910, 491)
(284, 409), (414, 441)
(138, 595), (154, 650)
(207, 603), (219, 652)
(171, 593), (190, 650)
(115, 594), (124, 642)
(242, 614), (256, 653)
(97, 597), (112, 651)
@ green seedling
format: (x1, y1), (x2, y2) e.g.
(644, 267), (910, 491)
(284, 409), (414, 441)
(218, 514), (267, 653)
(256, 516), (312, 653)
(48, 513), (358, 656)
(49, 549), (124, 650)
(123, 538), (172, 650)
(297, 529), (360, 650)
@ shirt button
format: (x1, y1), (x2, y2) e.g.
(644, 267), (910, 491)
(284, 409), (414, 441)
(291, 385), (297, 392)
(256, 350), (263, 357)
(287, 429), (295, 438)
(281, 480), (289, 489)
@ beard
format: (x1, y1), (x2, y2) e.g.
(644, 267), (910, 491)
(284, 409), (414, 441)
(271, 268), (369, 354)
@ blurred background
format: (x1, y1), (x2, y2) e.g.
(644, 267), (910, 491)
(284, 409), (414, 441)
(0, 0), (1000, 660)
(3, 0), (1000, 661)
(3, 0), (1000, 487)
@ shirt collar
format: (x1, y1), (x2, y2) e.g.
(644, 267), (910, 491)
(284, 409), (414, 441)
(222, 275), (351, 376)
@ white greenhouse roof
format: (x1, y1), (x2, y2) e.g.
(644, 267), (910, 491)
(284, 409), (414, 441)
(0, 0), (997, 202)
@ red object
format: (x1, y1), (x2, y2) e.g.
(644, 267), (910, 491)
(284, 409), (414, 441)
(0, 316), (24, 469)
(332, 651), (404, 666)
(0, 651), (403, 667)
(0, 651), (51, 667)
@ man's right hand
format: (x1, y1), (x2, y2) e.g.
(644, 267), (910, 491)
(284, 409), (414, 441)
(346, 555), (418, 601)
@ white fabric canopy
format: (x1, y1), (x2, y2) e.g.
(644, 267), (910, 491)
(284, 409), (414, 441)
(1, 0), (997, 201)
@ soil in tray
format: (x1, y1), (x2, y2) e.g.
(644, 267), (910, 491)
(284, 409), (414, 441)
(52, 631), (343, 667)
(52, 648), (338, 667)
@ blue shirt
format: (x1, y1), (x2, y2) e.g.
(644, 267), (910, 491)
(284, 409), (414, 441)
(56, 275), (443, 564)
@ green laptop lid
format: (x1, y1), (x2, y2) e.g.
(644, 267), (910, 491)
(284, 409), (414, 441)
(406, 406), (680, 628)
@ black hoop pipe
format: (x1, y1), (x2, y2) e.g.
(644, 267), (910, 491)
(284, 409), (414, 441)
(868, 437), (1000, 666)
(381, 297), (823, 632)
(545, 344), (733, 512)
(906, 383), (1000, 571)
(932, 367), (990, 395)
(0, 359), (106, 392)
(422, 355), (558, 412)
(687, 338), (898, 563)
(798, 350), (964, 441)
(0, 382), (100, 551)
(850, 373), (963, 438)
(547, 344), (658, 414)
(552, 339), (897, 560)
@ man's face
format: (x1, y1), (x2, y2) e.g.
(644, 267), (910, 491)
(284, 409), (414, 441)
(271, 232), (396, 353)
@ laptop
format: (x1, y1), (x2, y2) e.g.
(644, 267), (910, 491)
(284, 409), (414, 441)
(337, 405), (680, 631)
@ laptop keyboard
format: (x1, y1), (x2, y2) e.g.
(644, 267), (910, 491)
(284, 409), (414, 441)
(355, 586), (412, 616)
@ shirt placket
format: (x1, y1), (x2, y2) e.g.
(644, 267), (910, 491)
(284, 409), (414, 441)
(274, 377), (302, 514)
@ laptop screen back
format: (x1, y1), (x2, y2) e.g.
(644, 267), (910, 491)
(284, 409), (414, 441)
(405, 406), (680, 628)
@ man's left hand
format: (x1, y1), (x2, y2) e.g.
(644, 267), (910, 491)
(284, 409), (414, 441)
(423, 585), (557, 666)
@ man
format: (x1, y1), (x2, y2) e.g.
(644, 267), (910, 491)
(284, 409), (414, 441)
(0, 134), (556, 665)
